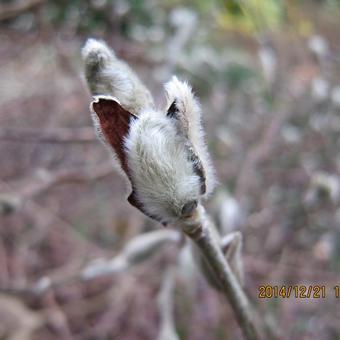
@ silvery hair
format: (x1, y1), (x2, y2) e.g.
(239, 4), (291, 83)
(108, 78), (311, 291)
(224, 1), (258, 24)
(82, 39), (215, 225)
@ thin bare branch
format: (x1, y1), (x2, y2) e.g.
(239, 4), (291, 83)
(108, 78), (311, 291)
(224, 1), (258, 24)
(157, 268), (180, 340)
(0, 295), (44, 340)
(0, 127), (96, 143)
(0, 229), (181, 297)
(0, 163), (113, 213)
(82, 229), (181, 280)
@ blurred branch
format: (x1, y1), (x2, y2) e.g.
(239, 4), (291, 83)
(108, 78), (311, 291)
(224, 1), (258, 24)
(0, 0), (45, 22)
(0, 163), (113, 214)
(0, 238), (9, 288)
(235, 101), (294, 201)
(235, 96), (316, 203)
(165, 8), (197, 78)
(0, 229), (181, 296)
(41, 291), (73, 340)
(81, 229), (181, 280)
(0, 127), (96, 143)
(0, 176), (107, 282)
(0, 294), (44, 340)
(157, 268), (180, 340)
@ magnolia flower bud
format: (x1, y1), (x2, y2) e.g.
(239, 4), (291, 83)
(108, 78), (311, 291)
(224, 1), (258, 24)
(82, 39), (215, 225)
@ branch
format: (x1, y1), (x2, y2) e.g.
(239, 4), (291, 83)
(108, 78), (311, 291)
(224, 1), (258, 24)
(82, 229), (181, 280)
(0, 0), (45, 22)
(0, 295), (44, 339)
(180, 205), (261, 340)
(0, 163), (113, 214)
(157, 268), (180, 340)
(0, 229), (181, 296)
(0, 127), (96, 143)
(235, 97), (315, 202)
(235, 106), (292, 201)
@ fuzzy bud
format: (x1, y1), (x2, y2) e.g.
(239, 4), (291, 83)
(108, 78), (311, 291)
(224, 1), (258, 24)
(82, 38), (215, 225)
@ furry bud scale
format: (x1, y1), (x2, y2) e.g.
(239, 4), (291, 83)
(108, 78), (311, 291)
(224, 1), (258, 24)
(82, 39), (215, 224)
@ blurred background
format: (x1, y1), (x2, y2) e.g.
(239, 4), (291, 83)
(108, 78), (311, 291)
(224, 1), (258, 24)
(1, 0), (340, 339)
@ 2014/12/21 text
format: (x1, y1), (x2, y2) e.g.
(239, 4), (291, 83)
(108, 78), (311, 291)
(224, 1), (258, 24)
(258, 285), (340, 298)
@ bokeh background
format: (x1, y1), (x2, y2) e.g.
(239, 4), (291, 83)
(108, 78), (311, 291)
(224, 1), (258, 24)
(1, 0), (340, 339)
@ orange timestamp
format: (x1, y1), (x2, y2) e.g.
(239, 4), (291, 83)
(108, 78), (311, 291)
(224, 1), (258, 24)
(259, 285), (326, 299)
(257, 285), (340, 299)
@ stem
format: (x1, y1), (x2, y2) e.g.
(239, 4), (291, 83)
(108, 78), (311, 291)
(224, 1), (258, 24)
(180, 205), (261, 340)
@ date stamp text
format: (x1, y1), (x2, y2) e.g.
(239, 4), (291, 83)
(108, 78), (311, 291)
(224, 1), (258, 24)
(258, 285), (340, 299)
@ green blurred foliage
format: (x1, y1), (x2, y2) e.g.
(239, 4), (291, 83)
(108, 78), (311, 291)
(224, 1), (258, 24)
(217, 0), (284, 33)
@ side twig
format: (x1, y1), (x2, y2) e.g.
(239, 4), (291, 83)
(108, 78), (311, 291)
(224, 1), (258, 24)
(157, 268), (180, 340)
(0, 229), (181, 297)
